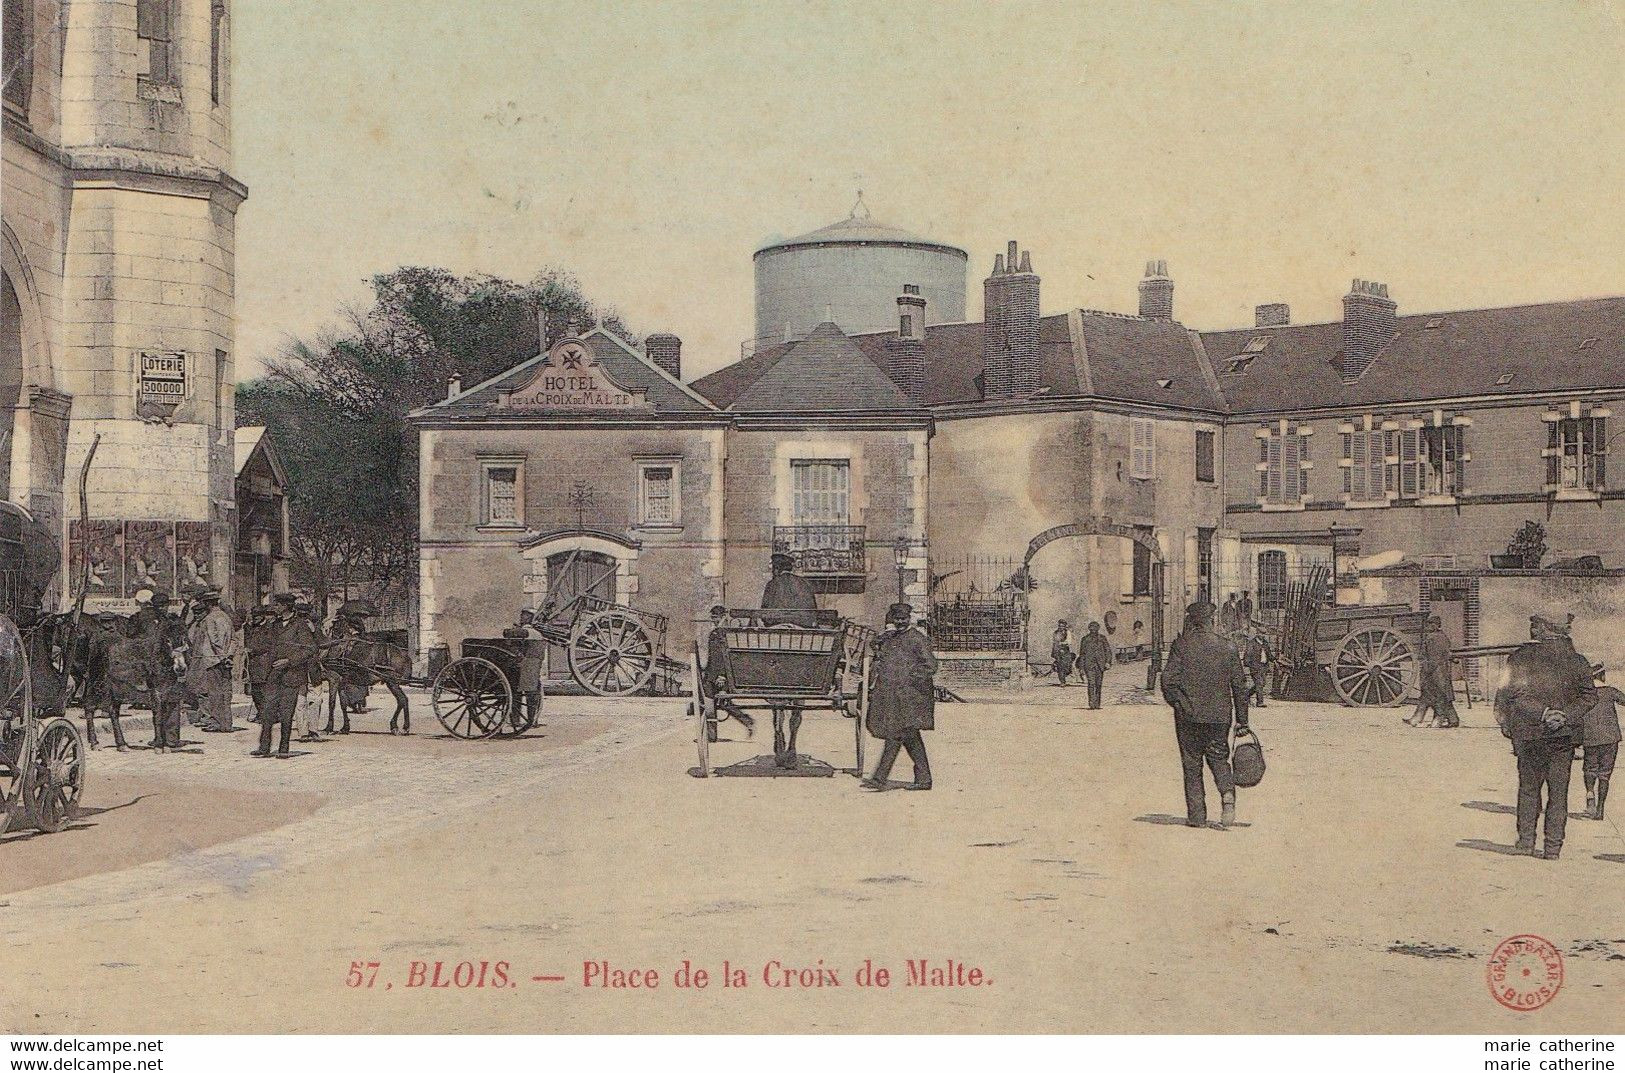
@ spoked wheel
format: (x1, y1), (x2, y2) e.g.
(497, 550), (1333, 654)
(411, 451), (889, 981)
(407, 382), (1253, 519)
(2, 637), (35, 836)
(24, 718), (86, 833)
(431, 657), (512, 739)
(508, 682), (542, 735)
(1331, 626), (1418, 707)
(569, 610), (656, 697)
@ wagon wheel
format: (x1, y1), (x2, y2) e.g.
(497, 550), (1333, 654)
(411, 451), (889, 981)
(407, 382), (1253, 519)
(24, 718), (86, 833)
(568, 609), (657, 697)
(431, 657), (511, 739)
(691, 650), (710, 777)
(1, 650), (35, 837)
(1331, 626), (1418, 707)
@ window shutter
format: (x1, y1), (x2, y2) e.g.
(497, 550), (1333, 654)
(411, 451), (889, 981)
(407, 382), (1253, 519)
(1545, 421), (1559, 489)
(1350, 432), (1367, 499)
(1282, 434), (1300, 502)
(1595, 416), (1608, 488)
(1397, 429), (1418, 497)
(1266, 436), (1282, 503)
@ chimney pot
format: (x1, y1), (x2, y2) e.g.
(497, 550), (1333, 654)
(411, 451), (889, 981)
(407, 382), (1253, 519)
(887, 286), (928, 401)
(1138, 259), (1175, 321)
(992, 253), (1006, 275)
(447, 374), (462, 400)
(982, 240), (1042, 400)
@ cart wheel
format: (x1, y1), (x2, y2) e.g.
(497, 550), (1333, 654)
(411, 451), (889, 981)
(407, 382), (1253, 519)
(25, 718), (86, 833)
(432, 657), (511, 739)
(1332, 626), (1418, 707)
(569, 609), (657, 697)
(692, 651), (710, 777)
(508, 682), (542, 735)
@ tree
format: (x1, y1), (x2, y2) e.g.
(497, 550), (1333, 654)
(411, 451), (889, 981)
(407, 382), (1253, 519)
(237, 267), (632, 610)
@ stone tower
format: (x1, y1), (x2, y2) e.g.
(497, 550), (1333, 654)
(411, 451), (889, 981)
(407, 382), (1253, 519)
(2, 0), (246, 609)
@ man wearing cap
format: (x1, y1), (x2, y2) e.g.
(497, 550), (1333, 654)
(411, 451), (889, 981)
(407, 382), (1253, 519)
(1582, 666), (1621, 821)
(244, 604), (274, 724)
(186, 588), (236, 732)
(1078, 621), (1113, 710)
(1241, 622), (1274, 708)
(1160, 601), (1251, 828)
(863, 603), (936, 791)
(137, 593), (189, 751)
(1494, 614), (1595, 859)
(256, 593), (318, 758)
(1050, 620), (1075, 686)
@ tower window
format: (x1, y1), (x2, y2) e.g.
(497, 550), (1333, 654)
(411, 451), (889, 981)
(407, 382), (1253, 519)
(211, 2), (227, 104)
(3, 0), (32, 116)
(137, 0), (176, 85)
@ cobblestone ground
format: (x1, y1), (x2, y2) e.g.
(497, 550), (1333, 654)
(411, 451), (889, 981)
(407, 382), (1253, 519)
(1, 668), (1620, 1034)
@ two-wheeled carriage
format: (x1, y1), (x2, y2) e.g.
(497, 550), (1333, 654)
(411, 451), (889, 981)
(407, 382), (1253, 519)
(1, 612), (86, 836)
(690, 609), (874, 777)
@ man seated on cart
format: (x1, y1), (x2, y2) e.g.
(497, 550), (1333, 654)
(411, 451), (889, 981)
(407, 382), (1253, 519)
(762, 552), (818, 765)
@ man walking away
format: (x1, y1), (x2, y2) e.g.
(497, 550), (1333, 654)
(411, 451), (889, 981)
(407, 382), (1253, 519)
(1051, 620), (1075, 686)
(1413, 616), (1459, 729)
(187, 588), (236, 732)
(1237, 591), (1255, 629)
(256, 594), (317, 759)
(863, 603), (936, 791)
(1582, 666), (1621, 821)
(1161, 602), (1251, 828)
(1242, 622), (1273, 708)
(1219, 594), (1239, 636)
(1078, 621), (1113, 710)
(1494, 614), (1595, 859)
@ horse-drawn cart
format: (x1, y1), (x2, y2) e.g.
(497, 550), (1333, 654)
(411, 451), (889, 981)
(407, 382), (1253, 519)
(690, 609), (874, 777)
(1, 613), (86, 836)
(1273, 571), (1427, 707)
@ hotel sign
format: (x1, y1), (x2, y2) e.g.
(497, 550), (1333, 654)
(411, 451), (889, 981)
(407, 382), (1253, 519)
(499, 338), (650, 412)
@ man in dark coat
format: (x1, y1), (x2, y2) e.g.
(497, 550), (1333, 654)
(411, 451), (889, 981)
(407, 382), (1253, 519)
(255, 593), (318, 758)
(1494, 614), (1596, 859)
(1241, 623), (1274, 708)
(761, 552), (818, 765)
(1161, 601), (1250, 828)
(1236, 591), (1255, 628)
(1408, 616), (1459, 728)
(140, 593), (189, 750)
(862, 602), (936, 791)
(1050, 620), (1075, 686)
(1078, 621), (1113, 710)
(244, 605), (274, 724)
(1219, 594), (1240, 636)
(1582, 666), (1620, 821)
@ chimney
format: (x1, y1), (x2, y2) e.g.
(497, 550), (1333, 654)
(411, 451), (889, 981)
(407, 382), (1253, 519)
(884, 284), (927, 403)
(1341, 279), (1397, 381)
(1255, 303), (1290, 327)
(446, 373), (462, 400)
(982, 240), (1041, 399)
(645, 332), (682, 380)
(1138, 260), (1174, 321)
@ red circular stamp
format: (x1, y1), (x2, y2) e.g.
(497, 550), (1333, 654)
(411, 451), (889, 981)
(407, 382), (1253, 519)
(1487, 934), (1564, 1011)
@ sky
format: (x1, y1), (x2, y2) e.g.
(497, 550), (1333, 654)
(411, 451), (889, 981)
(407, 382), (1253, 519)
(232, 0), (1625, 382)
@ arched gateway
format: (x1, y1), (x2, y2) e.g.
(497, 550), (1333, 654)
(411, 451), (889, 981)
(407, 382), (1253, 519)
(1022, 519), (1167, 687)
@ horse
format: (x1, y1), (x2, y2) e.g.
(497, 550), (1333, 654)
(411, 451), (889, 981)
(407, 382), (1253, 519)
(318, 637), (413, 734)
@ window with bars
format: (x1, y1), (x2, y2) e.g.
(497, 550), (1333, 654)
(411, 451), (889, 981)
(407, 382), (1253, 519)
(1258, 550), (1288, 611)
(1259, 428), (1309, 505)
(1130, 418), (1156, 479)
(1195, 429), (1215, 483)
(791, 460), (850, 525)
(637, 462), (679, 526)
(1548, 416), (1607, 492)
(483, 464), (520, 526)
(137, 0), (177, 84)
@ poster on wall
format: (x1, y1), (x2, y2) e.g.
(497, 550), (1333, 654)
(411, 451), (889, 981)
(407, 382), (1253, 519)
(67, 519), (125, 603)
(174, 520), (213, 593)
(122, 519), (176, 598)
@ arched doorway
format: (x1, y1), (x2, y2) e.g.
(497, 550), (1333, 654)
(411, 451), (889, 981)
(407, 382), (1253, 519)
(519, 529), (641, 682)
(1, 271), (23, 501)
(1023, 519), (1168, 686)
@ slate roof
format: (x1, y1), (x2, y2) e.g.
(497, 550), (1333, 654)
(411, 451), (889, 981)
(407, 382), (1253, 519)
(415, 329), (718, 420)
(757, 212), (965, 255)
(700, 321), (919, 412)
(1201, 297), (1625, 414)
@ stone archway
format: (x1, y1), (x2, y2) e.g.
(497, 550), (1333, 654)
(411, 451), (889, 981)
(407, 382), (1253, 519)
(1023, 518), (1168, 686)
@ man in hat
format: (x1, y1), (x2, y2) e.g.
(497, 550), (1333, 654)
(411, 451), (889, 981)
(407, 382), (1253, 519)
(244, 603), (274, 724)
(256, 593), (318, 758)
(138, 593), (190, 750)
(1581, 666), (1621, 821)
(1078, 621), (1113, 710)
(1494, 614), (1595, 859)
(1219, 594), (1240, 637)
(1050, 619), (1075, 686)
(761, 552), (818, 766)
(863, 603), (936, 791)
(1161, 601), (1251, 828)
(1408, 615), (1459, 729)
(186, 588), (236, 732)
(1237, 591), (1255, 629)
(1241, 622), (1274, 708)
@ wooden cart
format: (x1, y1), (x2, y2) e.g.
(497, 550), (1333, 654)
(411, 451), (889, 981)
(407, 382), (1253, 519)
(1, 613), (86, 836)
(690, 609), (874, 777)
(1311, 603), (1429, 707)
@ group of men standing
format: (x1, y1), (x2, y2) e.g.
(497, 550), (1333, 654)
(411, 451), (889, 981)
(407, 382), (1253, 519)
(1049, 619), (1113, 708)
(77, 587), (235, 752)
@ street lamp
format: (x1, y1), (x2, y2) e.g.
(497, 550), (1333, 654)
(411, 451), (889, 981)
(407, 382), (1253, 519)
(893, 536), (911, 604)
